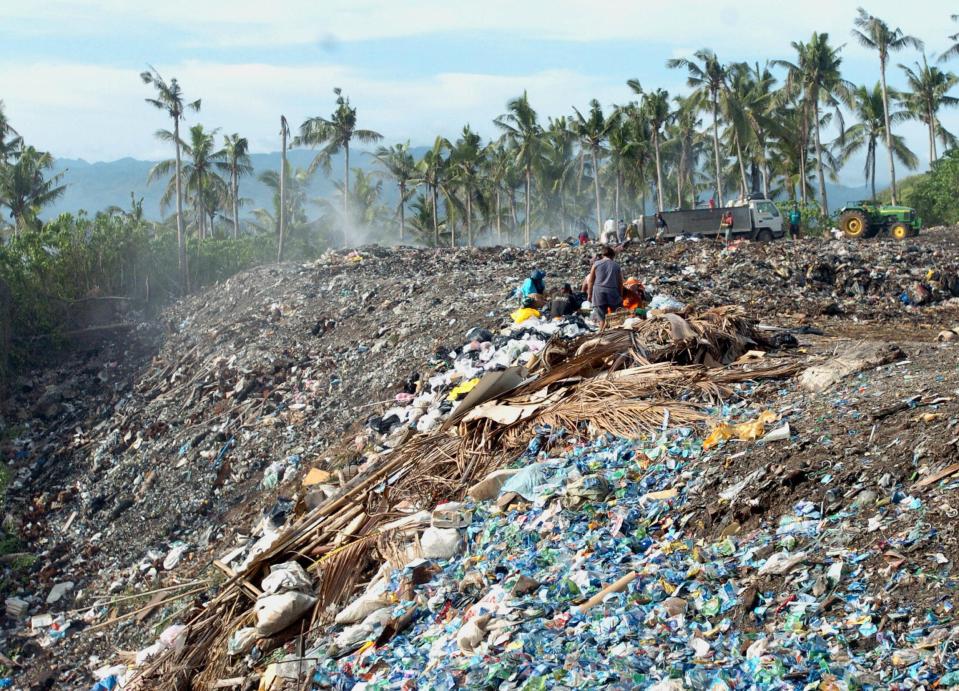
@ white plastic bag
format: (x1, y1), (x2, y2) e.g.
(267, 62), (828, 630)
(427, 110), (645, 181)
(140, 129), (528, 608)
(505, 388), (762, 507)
(254, 592), (316, 637)
(420, 527), (463, 560)
(261, 561), (313, 595)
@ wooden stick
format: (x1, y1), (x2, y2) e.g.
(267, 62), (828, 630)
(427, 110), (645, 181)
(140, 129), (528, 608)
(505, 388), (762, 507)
(573, 572), (638, 614)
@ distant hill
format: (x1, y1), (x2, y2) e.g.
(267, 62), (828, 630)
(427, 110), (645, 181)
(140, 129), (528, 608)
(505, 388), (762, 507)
(42, 149), (878, 220)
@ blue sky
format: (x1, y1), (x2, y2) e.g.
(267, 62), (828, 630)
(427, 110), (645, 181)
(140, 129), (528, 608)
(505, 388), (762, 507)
(2, 0), (958, 186)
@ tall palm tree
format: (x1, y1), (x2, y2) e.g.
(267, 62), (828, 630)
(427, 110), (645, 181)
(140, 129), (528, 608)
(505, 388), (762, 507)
(254, 163), (312, 241)
(371, 142), (419, 242)
(295, 88), (382, 246)
(148, 124), (227, 241)
(666, 96), (704, 208)
(731, 62), (777, 199)
(219, 134), (252, 239)
(0, 100), (21, 161)
(140, 67), (199, 289)
(0, 146), (65, 233)
(775, 33), (851, 215)
(417, 136), (449, 246)
(571, 99), (618, 235)
(449, 125), (484, 246)
(838, 83), (918, 199)
(278, 115), (290, 262)
(667, 49), (728, 205)
(900, 54), (959, 164)
(494, 92), (542, 245)
(632, 81), (671, 211)
(852, 8), (923, 204)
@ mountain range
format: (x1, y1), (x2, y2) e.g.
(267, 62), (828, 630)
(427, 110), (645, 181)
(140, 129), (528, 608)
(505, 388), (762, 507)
(42, 149), (879, 221)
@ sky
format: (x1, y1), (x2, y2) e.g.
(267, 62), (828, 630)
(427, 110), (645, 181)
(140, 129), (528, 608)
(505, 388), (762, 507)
(2, 0), (958, 186)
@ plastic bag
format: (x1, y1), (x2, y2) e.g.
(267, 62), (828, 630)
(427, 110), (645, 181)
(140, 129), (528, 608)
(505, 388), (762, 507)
(261, 561), (313, 595)
(420, 527), (463, 560)
(254, 591), (316, 637)
(228, 627), (258, 656)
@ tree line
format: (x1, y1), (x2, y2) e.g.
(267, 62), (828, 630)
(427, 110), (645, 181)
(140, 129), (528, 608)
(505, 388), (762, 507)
(3, 8), (959, 293)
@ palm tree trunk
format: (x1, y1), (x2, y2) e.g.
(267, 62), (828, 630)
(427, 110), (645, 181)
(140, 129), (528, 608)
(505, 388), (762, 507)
(928, 111), (937, 164)
(813, 101), (829, 215)
(495, 189), (502, 243)
(799, 105), (808, 205)
(678, 146), (687, 208)
(398, 182), (406, 241)
(343, 142), (350, 246)
(466, 191), (473, 246)
(735, 136), (748, 198)
(231, 166), (239, 240)
(614, 172), (621, 221)
(509, 191), (518, 242)
(278, 123), (287, 262)
(654, 131), (665, 212)
(871, 147), (877, 201)
(590, 149), (601, 236)
(879, 57), (898, 204)
(524, 165), (532, 245)
(431, 184), (439, 247)
(711, 91), (724, 205)
(762, 145), (770, 200)
(173, 117), (186, 290)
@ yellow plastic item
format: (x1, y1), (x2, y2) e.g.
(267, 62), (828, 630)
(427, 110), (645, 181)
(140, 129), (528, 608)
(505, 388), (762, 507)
(703, 410), (779, 449)
(510, 307), (541, 324)
(447, 378), (480, 401)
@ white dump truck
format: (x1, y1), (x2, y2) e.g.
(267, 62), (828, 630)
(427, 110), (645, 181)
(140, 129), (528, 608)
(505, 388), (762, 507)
(636, 197), (785, 241)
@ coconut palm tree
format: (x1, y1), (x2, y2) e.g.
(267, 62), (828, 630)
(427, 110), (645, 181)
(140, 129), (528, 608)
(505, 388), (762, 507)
(494, 92), (543, 245)
(218, 134), (253, 239)
(140, 67), (200, 289)
(940, 14), (959, 63)
(417, 137), (449, 247)
(0, 100), (21, 161)
(852, 8), (923, 204)
(0, 146), (65, 234)
(449, 126), (484, 246)
(775, 33), (851, 215)
(371, 142), (419, 242)
(295, 88), (382, 246)
(837, 83), (918, 199)
(254, 163), (312, 239)
(730, 62), (777, 199)
(278, 115), (290, 262)
(667, 49), (728, 205)
(631, 81), (671, 211)
(571, 99), (618, 235)
(148, 124), (227, 241)
(538, 117), (579, 235)
(666, 96), (704, 208)
(900, 54), (959, 164)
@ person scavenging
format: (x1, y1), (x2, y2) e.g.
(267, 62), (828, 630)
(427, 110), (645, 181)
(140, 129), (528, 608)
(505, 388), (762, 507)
(655, 212), (668, 239)
(585, 245), (623, 327)
(520, 268), (546, 308)
(720, 211), (734, 244)
(548, 283), (584, 318)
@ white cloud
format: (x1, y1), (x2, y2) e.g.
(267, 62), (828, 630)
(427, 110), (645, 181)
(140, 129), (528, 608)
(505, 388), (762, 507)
(7, 0), (957, 54)
(0, 61), (627, 160)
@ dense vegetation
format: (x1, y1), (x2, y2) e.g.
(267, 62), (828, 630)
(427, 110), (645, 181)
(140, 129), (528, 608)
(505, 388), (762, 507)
(1, 8), (959, 375)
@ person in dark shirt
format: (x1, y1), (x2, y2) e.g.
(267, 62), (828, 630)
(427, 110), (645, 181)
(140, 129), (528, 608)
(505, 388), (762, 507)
(548, 283), (583, 317)
(584, 246), (624, 328)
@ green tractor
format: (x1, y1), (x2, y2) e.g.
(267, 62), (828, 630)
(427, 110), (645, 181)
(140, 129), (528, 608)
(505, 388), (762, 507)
(836, 201), (921, 240)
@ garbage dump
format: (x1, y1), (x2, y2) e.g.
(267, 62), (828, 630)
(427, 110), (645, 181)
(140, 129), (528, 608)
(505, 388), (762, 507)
(5, 231), (959, 688)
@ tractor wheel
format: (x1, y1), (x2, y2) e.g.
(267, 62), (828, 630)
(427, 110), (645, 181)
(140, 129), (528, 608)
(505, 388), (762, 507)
(890, 222), (910, 241)
(839, 210), (870, 239)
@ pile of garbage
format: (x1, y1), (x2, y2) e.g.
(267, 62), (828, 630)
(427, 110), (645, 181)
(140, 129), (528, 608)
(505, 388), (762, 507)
(114, 302), (799, 689)
(5, 231), (959, 687)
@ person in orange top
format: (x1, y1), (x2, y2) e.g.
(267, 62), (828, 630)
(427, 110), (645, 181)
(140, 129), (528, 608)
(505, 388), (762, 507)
(622, 277), (645, 311)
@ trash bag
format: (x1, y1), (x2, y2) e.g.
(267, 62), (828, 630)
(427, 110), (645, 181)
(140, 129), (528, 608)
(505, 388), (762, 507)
(563, 475), (611, 509)
(420, 527), (463, 559)
(334, 582), (392, 625)
(228, 627), (258, 656)
(261, 561), (313, 595)
(255, 591), (317, 637)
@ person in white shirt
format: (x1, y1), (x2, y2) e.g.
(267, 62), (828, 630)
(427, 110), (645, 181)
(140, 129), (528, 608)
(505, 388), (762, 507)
(601, 218), (616, 244)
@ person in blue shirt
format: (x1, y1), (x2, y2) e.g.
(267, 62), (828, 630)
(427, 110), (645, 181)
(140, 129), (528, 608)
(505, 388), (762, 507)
(520, 269), (547, 307)
(788, 206), (801, 239)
